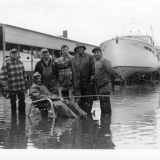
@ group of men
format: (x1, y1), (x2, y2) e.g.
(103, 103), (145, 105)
(0, 42), (115, 116)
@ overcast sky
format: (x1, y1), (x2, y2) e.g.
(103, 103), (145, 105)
(0, 0), (160, 46)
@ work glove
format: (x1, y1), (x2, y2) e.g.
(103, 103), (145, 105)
(89, 82), (93, 85)
(25, 83), (29, 94)
(75, 98), (80, 104)
(63, 99), (70, 105)
(2, 86), (9, 99)
(26, 84), (29, 90)
(3, 86), (9, 91)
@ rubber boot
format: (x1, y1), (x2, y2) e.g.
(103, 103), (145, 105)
(11, 104), (17, 114)
(18, 103), (26, 114)
(61, 90), (69, 99)
(40, 110), (48, 117)
(100, 97), (112, 114)
(86, 103), (93, 114)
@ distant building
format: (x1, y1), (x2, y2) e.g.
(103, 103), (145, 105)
(0, 23), (98, 75)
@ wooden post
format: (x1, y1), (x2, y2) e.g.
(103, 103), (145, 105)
(34, 47), (41, 59)
(18, 44), (20, 58)
(31, 46), (33, 76)
(2, 25), (5, 62)
(52, 49), (56, 61)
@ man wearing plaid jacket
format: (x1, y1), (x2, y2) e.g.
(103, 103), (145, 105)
(0, 48), (28, 114)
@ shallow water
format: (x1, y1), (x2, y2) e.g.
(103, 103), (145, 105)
(0, 83), (160, 149)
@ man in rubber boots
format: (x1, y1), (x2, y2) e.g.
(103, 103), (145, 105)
(56, 43), (96, 114)
(56, 45), (74, 102)
(34, 48), (59, 96)
(0, 48), (28, 114)
(92, 47), (115, 114)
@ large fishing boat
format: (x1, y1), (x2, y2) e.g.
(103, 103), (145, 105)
(100, 35), (160, 80)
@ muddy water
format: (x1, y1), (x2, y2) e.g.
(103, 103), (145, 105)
(0, 84), (160, 149)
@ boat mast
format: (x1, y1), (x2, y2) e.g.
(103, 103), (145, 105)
(131, 18), (134, 36)
(150, 7), (154, 40)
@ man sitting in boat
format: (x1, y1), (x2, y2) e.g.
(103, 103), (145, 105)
(29, 72), (87, 118)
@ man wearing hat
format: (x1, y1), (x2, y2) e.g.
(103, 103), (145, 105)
(34, 48), (59, 96)
(92, 47), (115, 114)
(56, 42), (96, 114)
(0, 48), (28, 114)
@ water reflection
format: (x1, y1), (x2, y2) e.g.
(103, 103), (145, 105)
(110, 84), (160, 149)
(2, 114), (27, 149)
(26, 113), (115, 149)
(28, 116), (76, 149)
(78, 114), (115, 149)
(95, 113), (115, 149)
(0, 83), (160, 149)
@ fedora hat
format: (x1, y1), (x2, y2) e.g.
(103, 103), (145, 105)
(92, 47), (101, 53)
(74, 43), (86, 52)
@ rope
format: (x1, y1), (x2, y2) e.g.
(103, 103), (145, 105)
(124, 78), (159, 83)
(61, 94), (109, 99)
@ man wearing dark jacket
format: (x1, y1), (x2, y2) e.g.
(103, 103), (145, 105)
(92, 47), (115, 114)
(34, 48), (59, 96)
(56, 43), (96, 114)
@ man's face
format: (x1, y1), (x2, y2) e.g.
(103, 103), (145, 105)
(93, 50), (102, 59)
(42, 50), (50, 59)
(36, 76), (42, 85)
(76, 47), (85, 55)
(10, 51), (18, 59)
(62, 47), (69, 57)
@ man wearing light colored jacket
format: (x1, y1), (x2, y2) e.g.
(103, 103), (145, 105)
(29, 72), (86, 118)
(92, 47), (115, 114)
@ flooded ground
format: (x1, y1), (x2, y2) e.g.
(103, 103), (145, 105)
(0, 83), (160, 149)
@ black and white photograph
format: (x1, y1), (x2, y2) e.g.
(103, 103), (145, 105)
(0, 0), (159, 159)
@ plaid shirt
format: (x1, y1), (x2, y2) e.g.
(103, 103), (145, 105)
(0, 58), (28, 91)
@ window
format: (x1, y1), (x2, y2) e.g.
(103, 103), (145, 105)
(127, 36), (132, 39)
(6, 43), (18, 52)
(132, 36), (147, 42)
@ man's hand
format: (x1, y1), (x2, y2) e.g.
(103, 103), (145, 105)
(63, 99), (70, 105)
(25, 84), (29, 90)
(3, 86), (9, 91)
(53, 61), (58, 66)
(89, 82), (93, 85)
(1, 81), (8, 87)
(75, 98), (80, 104)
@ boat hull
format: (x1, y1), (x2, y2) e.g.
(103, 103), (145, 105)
(100, 38), (159, 79)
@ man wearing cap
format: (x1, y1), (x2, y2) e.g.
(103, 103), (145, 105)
(56, 45), (74, 101)
(29, 72), (87, 118)
(56, 43), (96, 114)
(0, 48), (28, 114)
(92, 47), (115, 114)
(34, 48), (59, 96)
